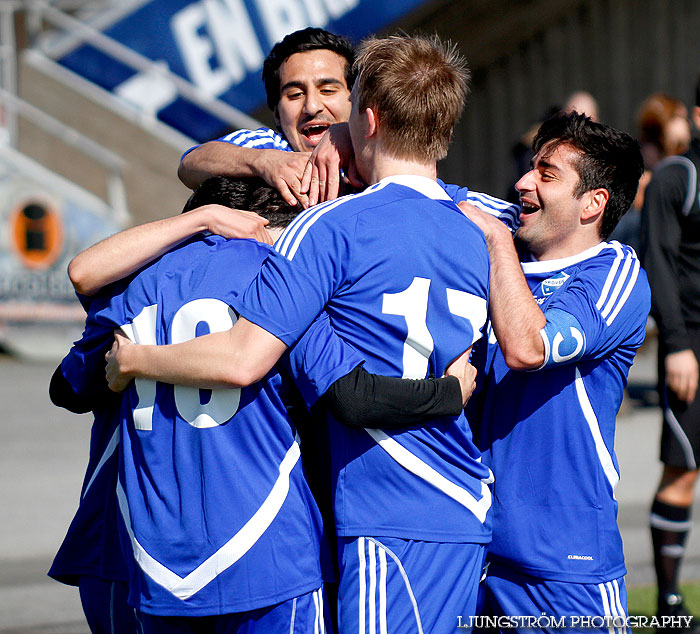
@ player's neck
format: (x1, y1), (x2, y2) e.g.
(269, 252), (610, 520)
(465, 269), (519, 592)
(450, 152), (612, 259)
(366, 155), (437, 185)
(268, 227), (284, 241)
(530, 233), (602, 261)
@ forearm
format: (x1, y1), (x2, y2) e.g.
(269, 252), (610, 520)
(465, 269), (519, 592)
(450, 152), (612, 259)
(320, 366), (463, 429)
(486, 230), (546, 369)
(118, 332), (248, 388)
(651, 287), (688, 353)
(111, 319), (287, 390)
(178, 142), (264, 189)
(69, 210), (211, 295)
(645, 256), (687, 353)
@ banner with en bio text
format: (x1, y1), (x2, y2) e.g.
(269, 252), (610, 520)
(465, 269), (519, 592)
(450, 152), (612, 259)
(56, 0), (430, 142)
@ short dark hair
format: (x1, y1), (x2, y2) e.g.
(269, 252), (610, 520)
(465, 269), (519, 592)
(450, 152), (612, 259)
(183, 177), (300, 228)
(695, 72), (700, 108)
(262, 27), (355, 111)
(532, 112), (644, 240)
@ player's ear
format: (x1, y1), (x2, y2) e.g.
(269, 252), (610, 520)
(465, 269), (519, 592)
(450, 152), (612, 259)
(582, 188), (608, 223)
(365, 107), (378, 139)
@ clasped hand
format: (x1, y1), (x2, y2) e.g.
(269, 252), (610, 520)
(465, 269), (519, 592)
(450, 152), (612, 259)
(105, 331), (134, 393)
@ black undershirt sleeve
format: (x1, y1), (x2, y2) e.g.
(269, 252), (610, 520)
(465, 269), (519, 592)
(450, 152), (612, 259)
(318, 364), (463, 429)
(49, 365), (120, 414)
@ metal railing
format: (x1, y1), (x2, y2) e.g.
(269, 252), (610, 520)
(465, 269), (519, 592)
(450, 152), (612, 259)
(0, 0), (265, 223)
(27, 0), (262, 133)
(0, 1), (20, 145)
(0, 1), (131, 221)
(0, 86), (129, 223)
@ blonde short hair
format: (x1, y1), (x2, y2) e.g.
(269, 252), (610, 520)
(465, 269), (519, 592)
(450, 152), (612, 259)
(353, 34), (470, 162)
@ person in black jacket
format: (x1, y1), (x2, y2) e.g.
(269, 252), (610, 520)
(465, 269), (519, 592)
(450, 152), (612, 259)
(641, 74), (700, 630)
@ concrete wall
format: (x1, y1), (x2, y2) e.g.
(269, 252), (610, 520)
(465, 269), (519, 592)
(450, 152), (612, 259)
(17, 54), (193, 226)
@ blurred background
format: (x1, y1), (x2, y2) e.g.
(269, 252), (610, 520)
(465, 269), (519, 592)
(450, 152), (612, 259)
(0, 0), (698, 631)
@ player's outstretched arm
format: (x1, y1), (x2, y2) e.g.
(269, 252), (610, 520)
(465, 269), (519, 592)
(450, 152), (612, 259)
(179, 141), (311, 207)
(459, 201), (546, 370)
(326, 348), (476, 429)
(290, 312), (472, 430)
(68, 204), (271, 296)
(106, 319), (287, 392)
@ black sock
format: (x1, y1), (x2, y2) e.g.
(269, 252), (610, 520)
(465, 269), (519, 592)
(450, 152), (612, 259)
(650, 499), (692, 607)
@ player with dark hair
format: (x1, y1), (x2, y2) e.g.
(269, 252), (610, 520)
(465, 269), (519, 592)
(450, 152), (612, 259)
(52, 174), (475, 632)
(261, 27), (356, 113)
(48, 178), (299, 632)
(527, 113), (643, 239)
(66, 27), (357, 297)
(178, 27), (356, 207)
(106, 34), (493, 634)
(642, 74), (700, 629)
(182, 175), (300, 225)
(461, 111), (649, 631)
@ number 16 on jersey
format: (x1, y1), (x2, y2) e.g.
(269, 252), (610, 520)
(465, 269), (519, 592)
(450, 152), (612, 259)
(119, 299), (242, 431)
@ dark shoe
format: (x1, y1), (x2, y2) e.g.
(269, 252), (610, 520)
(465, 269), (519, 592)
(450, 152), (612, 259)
(656, 593), (700, 633)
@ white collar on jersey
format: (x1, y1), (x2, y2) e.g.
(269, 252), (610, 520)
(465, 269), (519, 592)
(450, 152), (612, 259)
(377, 175), (452, 201)
(520, 241), (608, 274)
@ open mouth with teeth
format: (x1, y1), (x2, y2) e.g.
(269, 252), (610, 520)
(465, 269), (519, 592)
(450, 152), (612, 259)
(301, 123), (331, 144)
(520, 200), (540, 215)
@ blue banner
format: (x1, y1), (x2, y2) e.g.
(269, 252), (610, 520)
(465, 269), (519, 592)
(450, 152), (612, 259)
(57, 0), (429, 142)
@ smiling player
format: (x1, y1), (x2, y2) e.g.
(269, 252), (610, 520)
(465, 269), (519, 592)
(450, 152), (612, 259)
(178, 28), (355, 207)
(461, 112), (649, 632)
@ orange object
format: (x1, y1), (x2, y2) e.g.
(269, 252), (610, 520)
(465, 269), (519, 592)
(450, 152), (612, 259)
(11, 200), (63, 269)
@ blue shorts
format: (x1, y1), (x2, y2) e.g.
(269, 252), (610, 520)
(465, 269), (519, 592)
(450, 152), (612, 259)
(78, 576), (136, 634)
(135, 586), (327, 634)
(338, 536), (486, 634)
(481, 562), (630, 633)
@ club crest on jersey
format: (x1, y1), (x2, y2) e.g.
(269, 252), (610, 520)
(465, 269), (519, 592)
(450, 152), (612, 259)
(541, 272), (570, 296)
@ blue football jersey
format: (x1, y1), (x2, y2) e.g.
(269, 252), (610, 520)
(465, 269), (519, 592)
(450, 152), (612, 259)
(239, 175), (494, 543)
(480, 241), (651, 582)
(219, 127), (292, 151)
(93, 235), (359, 616)
(181, 127), (291, 160)
(439, 179), (521, 232)
(49, 291), (128, 587)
